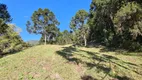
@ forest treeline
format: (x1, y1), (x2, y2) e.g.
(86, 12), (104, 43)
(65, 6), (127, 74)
(0, 0), (142, 55)
(88, 0), (142, 51)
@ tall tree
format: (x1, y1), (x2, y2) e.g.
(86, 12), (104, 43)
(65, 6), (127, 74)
(0, 3), (12, 33)
(70, 10), (89, 46)
(26, 8), (60, 45)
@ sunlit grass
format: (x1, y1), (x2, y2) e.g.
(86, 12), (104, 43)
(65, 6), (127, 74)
(0, 45), (142, 80)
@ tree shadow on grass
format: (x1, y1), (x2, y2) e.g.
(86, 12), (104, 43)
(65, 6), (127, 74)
(56, 46), (140, 80)
(56, 46), (81, 64)
(0, 46), (31, 59)
(100, 47), (142, 56)
(115, 75), (134, 80)
(0, 50), (22, 58)
(82, 50), (142, 75)
(81, 75), (98, 80)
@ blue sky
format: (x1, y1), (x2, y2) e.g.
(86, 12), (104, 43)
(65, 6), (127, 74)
(1, 0), (92, 41)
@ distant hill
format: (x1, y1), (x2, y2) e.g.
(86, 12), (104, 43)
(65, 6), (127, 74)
(27, 40), (39, 46)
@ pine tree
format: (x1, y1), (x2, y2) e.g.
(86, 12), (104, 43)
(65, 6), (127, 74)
(70, 10), (89, 46)
(0, 24), (24, 54)
(26, 8), (60, 45)
(0, 3), (12, 33)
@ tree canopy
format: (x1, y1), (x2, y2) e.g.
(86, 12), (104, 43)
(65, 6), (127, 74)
(88, 0), (142, 51)
(70, 10), (89, 46)
(26, 8), (60, 45)
(0, 3), (12, 33)
(0, 3), (27, 55)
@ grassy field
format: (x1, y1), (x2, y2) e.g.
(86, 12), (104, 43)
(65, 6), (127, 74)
(0, 45), (142, 80)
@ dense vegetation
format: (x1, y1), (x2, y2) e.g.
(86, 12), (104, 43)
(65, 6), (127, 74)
(28, 0), (142, 51)
(0, 3), (28, 55)
(88, 0), (142, 51)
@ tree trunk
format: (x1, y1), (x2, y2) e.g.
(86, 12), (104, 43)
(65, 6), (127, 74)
(44, 34), (47, 45)
(83, 35), (87, 47)
(47, 34), (51, 42)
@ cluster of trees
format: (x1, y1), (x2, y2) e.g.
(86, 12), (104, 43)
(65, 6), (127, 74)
(55, 30), (74, 45)
(27, 9), (90, 46)
(88, 0), (142, 51)
(0, 0), (141, 54)
(0, 3), (28, 55)
(39, 30), (73, 45)
(26, 0), (142, 51)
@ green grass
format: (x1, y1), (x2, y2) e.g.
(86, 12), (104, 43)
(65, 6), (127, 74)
(0, 45), (142, 80)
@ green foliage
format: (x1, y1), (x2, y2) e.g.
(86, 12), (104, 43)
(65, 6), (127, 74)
(0, 24), (25, 54)
(26, 8), (60, 45)
(55, 30), (73, 45)
(70, 10), (89, 46)
(0, 3), (26, 55)
(27, 40), (39, 46)
(88, 0), (142, 51)
(39, 30), (74, 45)
(70, 10), (88, 31)
(0, 3), (12, 33)
(0, 3), (12, 22)
(39, 33), (57, 44)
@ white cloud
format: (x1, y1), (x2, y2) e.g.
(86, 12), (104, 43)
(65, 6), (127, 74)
(24, 16), (29, 18)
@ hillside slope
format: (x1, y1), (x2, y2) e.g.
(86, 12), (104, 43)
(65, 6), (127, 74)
(0, 45), (142, 80)
(27, 40), (39, 46)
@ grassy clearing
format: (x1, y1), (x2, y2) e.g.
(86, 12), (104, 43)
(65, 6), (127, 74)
(0, 45), (142, 80)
